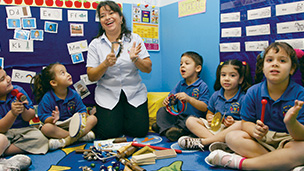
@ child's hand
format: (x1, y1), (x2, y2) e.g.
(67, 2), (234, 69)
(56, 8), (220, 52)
(162, 96), (170, 106)
(129, 42), (141, 62)
(253, 120), (269, 140)
(105, 52), (117, 67)
(206, 113), (214, 126)
(11, 101), (24, 116)
(175, 92), (189, 103)
(223, 115), (235, 127)
(52, 106), (60, 124)
(284, 100), (304, 124)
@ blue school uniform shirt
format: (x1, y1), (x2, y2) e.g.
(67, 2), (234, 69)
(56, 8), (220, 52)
(0, 85), (34, 128)
(38, 88), (87, 123)
(170, 78), (210, 117)
(241, 80), (304, 133)
(208, 87), (245, 120)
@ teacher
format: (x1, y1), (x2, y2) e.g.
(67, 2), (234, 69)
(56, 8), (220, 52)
(86, 0), (152, 140)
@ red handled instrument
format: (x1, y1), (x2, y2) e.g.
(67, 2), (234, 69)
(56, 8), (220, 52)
(11, 89), (29, 110)
(261, 99), (267, 122)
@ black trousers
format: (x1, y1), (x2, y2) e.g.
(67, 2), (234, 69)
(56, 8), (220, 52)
(93, 91), (149, 140)
(156, 107), (190, 135)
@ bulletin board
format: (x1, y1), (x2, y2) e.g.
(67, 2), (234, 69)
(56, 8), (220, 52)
(132, 4), (160, 51)
(0, 0), (103, 105)
(219, 0), (304, 84)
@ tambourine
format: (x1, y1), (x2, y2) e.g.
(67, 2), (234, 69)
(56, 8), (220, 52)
(69, 113), (87, 138)
(166, 94), (185, 116)
(210, 112), (223, 132)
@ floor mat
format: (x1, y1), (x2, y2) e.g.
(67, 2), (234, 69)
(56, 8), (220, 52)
(27, 133), (232, 171)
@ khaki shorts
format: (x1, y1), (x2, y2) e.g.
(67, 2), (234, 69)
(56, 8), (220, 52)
(258, 131), (293, 151)
(5, 127), (48, 154)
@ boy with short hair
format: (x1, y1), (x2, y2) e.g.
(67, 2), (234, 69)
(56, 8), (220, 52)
(0, 67), (48, 170)
(152, 51), (210, 141)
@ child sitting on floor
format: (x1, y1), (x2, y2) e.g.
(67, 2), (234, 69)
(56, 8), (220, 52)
(152, 51), (210, 141)
(32, 63), (97, 150)
(178, 59), (251, 151)
(0, 67), (46, 169)
(206, 42), (304, 170)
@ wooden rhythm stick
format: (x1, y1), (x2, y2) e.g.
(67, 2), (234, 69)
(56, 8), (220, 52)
(131, 142), (182, 153)
(261, 99), (267, 123)
(111, 39), (122, 57)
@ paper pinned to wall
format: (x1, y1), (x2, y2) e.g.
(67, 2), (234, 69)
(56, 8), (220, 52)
(220, 42), (240, 52)
(14, 29), (30, 40)
(68, 10), (88, 22)
(73, 79), (90, 99)
(246, 24), (270, 36)
(9, 39), (33, 52)
(276, 38), (304, 49)
(276, 1), (304, 16)
(6, 18), (21, 29)
(178, 0), (206, 18)
(67, 40), (88, 55)
(277, 20), (304, 34)
(6, 6), (31, 18)
(71, 52), (84, 64)
(247, 6), (271, 20)
(221, 27), (241, 37)
(80, 74), (97, 85)
(70, 23), (84, 37)
(40, 8), (62, 21)
(11, 69), (36, 84)
(245, 41), (269, 51)
(220, 12), (240, 23)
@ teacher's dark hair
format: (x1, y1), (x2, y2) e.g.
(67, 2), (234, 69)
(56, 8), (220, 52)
(95, 1), (131, 42)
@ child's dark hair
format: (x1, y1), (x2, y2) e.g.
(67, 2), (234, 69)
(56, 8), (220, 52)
(255, 42), (298, 83)
(31, 63), (60, 103)
(95, 0), (131, 42)
(181, 51), (203, 75)
(214, 59), (252, 92)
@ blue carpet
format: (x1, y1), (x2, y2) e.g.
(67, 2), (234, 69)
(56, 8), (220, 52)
(26, 133), (232, 171)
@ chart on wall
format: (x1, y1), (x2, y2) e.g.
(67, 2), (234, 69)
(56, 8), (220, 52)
(220, 0), (304, 84)
(132, 4), (160, 51)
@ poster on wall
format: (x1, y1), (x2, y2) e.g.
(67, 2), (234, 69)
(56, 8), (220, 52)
(219, 0), (304, 84)
(132, 4), (160, 51)
(178, 0), (206, 18)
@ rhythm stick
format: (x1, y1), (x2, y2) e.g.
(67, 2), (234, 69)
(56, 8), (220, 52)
(111, 39), (123, 58)
(131, 142), (182, 153)
(261, 99), (267, 122)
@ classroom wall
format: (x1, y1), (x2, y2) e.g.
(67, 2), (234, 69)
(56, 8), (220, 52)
(123, 3), (163, 92)
(159, 1), (219, 94)
(0, 0), (220, 106)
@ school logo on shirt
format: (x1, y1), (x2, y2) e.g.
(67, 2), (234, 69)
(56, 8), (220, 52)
(282, 105), (292, 117)
(230, 102), (240, 114)
(67, 101), (76, 114)
(191, 88), (200, 99)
